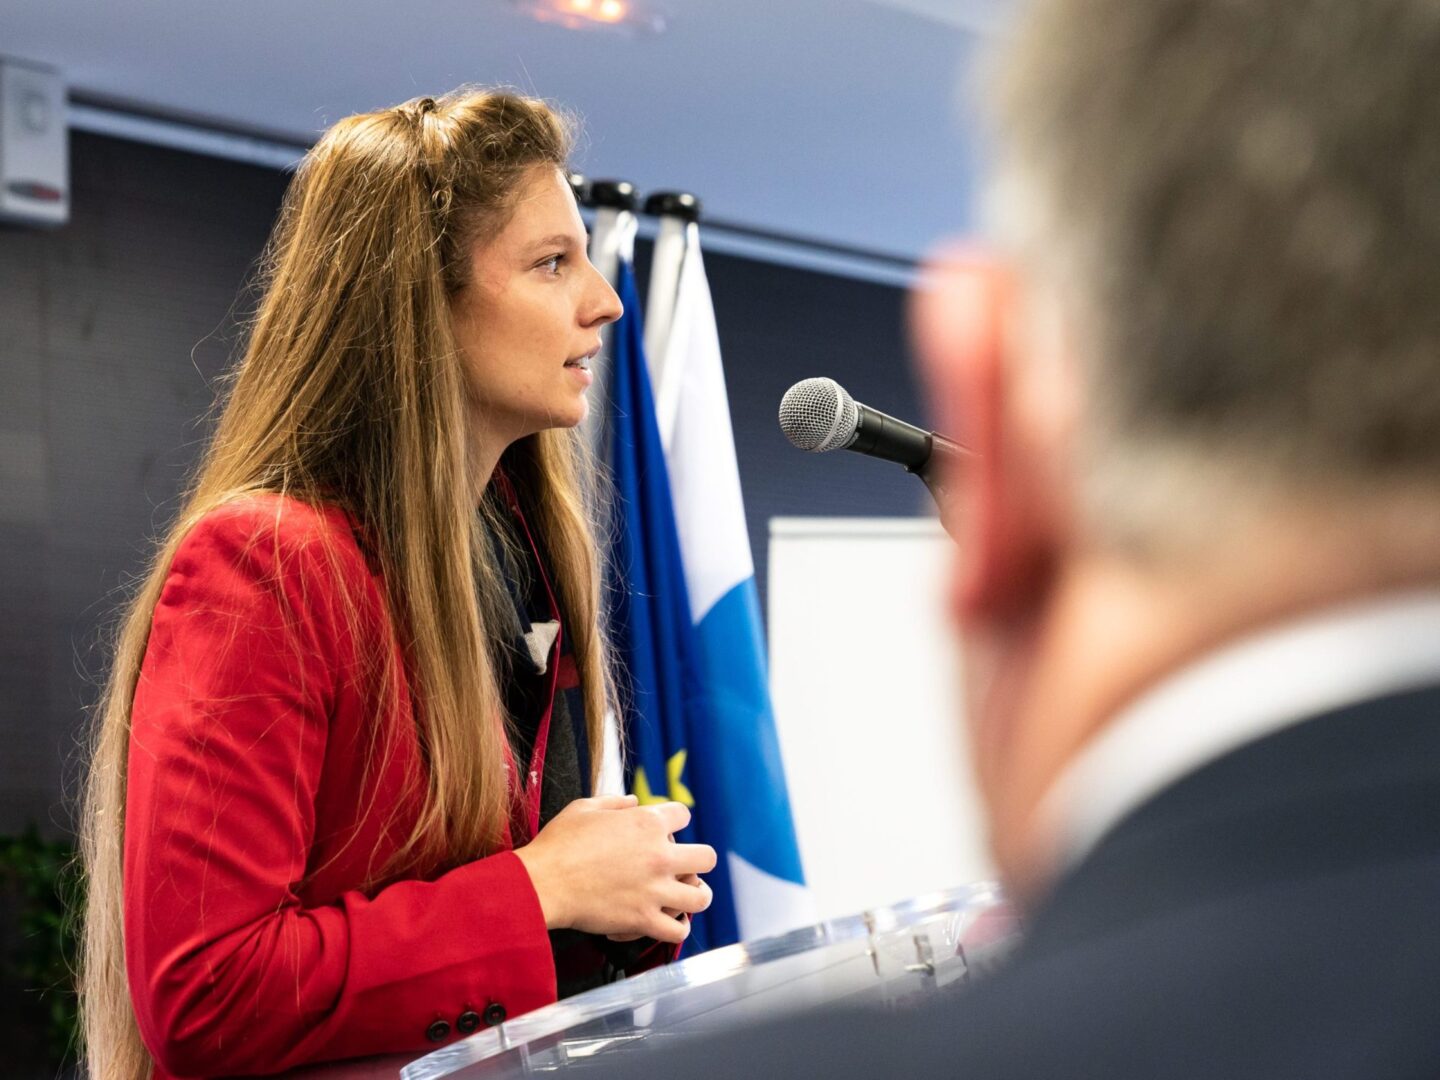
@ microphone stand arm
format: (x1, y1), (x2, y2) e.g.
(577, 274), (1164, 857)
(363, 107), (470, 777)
(911, 434), (966, 510)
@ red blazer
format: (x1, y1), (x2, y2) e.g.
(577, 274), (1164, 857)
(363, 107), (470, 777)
(125, 495), (561, 1079)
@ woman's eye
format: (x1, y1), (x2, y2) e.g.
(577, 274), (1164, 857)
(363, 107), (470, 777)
(538, 254), (565, 275)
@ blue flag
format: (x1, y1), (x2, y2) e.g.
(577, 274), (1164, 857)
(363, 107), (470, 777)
(608, 259), (737, 951)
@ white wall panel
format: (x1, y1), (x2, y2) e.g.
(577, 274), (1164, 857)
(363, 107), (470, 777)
(768, 516), (995, 922)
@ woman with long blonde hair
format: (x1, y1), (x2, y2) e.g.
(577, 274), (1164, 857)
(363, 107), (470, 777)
(79, 89), (715, 1080)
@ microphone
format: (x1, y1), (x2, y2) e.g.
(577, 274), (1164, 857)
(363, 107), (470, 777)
(778, 378), (963, 500)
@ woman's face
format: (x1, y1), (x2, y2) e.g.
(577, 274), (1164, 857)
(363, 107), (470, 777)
(451, 165), (623, 447)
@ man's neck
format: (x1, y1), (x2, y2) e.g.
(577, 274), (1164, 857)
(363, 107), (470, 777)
(1039, 587), (1440, 880)
(987, 516), (1440, 904)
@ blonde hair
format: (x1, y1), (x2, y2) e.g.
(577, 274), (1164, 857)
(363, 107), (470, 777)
(987, 0), (1440, 554)
(78, 89), (617, 1080)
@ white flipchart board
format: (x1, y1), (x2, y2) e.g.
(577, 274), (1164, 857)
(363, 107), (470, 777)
(768, 517), (995, 923)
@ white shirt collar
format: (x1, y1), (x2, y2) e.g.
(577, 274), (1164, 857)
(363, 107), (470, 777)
(1038, 588), (1440, 875)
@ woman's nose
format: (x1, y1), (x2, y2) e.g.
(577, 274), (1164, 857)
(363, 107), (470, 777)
(584, 261), (624, 328)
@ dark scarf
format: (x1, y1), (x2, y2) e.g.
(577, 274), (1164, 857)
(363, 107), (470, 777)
(480, 499), (658, 993)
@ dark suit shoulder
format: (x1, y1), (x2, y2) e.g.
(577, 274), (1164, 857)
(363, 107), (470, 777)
(595, 690), (1440, 1080)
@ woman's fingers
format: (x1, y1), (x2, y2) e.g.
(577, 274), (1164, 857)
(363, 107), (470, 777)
(659, 877), (713, 915)
(646, 911), (692, 944)
(668, 842), (718, 875)
(646, 800), (692, 834)
(522, 797), (717, 940)
(588, 793), (639, 811)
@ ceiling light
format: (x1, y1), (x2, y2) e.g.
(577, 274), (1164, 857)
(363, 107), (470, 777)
(510, 0), (666, 34)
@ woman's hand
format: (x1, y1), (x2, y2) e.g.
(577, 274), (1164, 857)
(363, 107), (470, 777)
(513, 794), (717, 944)
(604, 874), (710, 943)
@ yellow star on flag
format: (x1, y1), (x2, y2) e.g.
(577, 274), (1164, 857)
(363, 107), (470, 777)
(632, 749), (695, 807)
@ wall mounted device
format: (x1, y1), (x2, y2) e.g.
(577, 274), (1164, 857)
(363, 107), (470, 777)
(1, 59), (68, 228)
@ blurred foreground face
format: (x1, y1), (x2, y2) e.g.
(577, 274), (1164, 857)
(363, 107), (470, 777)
(910, 258), (1074, 891)
(911, 0), (1440, 896)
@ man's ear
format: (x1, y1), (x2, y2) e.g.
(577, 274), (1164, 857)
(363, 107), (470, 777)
(910, 252), (1060, 623)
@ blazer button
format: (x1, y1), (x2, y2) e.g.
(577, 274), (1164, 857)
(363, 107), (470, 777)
(425, 1019), (451, 1043)
(456, 1010), (482, 1035)
(483, 1002), (507, 1027)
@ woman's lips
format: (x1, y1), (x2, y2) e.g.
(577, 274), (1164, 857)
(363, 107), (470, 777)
(564, 345), (601, 373)
(565, 349), (597, 386)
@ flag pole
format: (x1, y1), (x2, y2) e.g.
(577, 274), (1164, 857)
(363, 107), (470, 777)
(582, 179), (641, 797)
(642, 191), (701, 398)
(582, 179), (640, 465)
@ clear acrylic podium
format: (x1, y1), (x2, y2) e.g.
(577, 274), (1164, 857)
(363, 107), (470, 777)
(398, 882), (1017, 1079)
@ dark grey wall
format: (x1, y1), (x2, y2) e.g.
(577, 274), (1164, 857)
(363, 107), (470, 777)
(0, 133), (286, 840)
(0, 132), (929, 842)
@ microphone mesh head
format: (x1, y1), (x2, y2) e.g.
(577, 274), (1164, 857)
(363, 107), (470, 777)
(778, 377), (859, 453)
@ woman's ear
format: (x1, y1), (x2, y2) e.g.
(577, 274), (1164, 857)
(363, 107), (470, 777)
(910, 252), (1061, 625)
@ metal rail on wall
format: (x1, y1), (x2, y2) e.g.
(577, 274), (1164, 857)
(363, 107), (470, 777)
(66, 92), (919, 288)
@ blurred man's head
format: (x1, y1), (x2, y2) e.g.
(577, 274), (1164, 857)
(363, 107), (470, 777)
(913, 0), (1440, 897)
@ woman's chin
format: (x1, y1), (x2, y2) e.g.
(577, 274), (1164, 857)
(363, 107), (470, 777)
(544, 397), (589, 433)
(566, 393), (590, 428)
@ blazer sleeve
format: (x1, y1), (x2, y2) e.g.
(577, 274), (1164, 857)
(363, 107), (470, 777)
(124, 503), (557, 1077)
